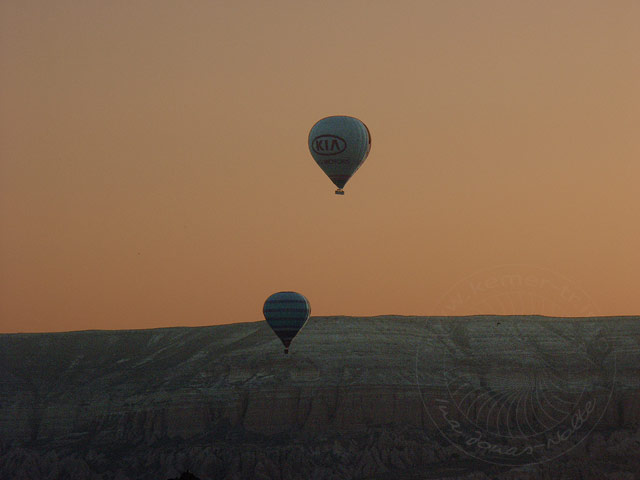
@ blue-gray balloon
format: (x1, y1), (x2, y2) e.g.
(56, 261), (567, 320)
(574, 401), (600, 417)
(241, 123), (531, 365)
(263, 291), (311, 354)
(308, 116), (371, 194)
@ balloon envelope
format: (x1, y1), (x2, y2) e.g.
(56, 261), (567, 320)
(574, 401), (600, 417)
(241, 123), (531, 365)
(263, 291), (311, 354)
(308, 116), (371, 194)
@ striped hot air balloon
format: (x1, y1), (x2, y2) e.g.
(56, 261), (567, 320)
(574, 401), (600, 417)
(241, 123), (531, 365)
(263, 291), (310, 354)
(308, 116), (371, 195)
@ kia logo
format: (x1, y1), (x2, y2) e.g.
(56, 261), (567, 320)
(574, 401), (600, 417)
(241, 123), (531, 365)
(311, 135), (347, 155)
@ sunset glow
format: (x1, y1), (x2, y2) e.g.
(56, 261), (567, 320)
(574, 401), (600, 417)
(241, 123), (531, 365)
(1, 1), (639, 332)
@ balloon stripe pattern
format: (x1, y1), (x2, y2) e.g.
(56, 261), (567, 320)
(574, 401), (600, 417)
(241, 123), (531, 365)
(308, 116), (371, 193)
(263, 292), (311, 354)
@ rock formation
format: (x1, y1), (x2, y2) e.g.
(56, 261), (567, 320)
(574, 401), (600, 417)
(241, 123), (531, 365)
(1, 316), (638, 479)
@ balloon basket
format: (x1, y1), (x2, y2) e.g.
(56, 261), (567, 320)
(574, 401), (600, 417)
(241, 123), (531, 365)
(284, 348), (289, 354)
(335, 189), (345, 195)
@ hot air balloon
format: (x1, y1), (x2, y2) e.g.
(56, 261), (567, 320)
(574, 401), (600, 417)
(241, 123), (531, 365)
(308, 116), (371, 195)
(263, 291), (311, 354)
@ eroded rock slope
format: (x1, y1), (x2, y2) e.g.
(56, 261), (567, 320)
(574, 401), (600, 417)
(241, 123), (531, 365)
(1, 316), (639, 479)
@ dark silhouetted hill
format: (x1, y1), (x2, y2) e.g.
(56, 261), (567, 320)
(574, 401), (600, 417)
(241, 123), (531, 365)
(1, 315), (639, 479)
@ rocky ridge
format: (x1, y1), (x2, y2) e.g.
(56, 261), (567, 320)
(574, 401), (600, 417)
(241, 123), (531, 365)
(1, 315), (639, 479)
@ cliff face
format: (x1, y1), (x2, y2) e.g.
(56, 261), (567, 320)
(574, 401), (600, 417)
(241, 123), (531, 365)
(1, 316), (639, 480)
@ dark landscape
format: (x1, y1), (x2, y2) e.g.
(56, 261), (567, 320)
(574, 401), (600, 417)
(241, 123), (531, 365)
(1, 316), (639, 479)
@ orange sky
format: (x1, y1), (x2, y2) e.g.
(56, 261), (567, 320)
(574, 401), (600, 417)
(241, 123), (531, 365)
(1, 1), (639, 333)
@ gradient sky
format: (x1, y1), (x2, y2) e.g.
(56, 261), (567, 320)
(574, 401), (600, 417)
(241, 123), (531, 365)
(1, 1), (639, 333)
